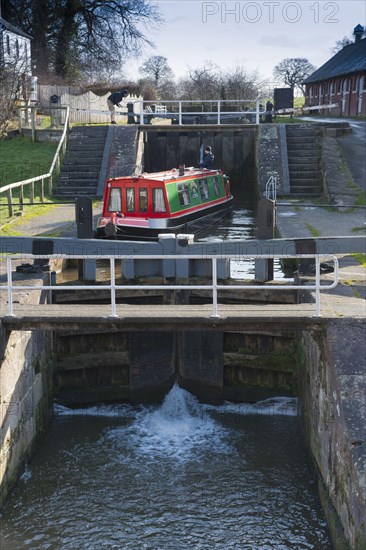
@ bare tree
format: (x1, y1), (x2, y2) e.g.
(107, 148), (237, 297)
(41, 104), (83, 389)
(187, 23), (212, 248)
(331, 36), (354, 54)
(3, 0), (162, 81)
(222, 66), (266, 100)
(273, 58), (316, 95)
(139, 55), (173, 86)
(0, 57), (28, 138)
(184, 61), (221, 101)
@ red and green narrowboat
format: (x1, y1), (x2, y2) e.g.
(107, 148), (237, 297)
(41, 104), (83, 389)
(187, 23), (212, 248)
(96, 167), (233, 240)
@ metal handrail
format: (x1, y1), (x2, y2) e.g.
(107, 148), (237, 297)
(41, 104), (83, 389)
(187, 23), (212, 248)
(1, 253), (339, 319)
(0, 107), (70, 217)
(133, 99), (263, 125)
(265, 175), (278, 200)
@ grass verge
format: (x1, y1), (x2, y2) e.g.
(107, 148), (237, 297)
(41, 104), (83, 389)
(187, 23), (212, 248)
(0, 136), (58, 224)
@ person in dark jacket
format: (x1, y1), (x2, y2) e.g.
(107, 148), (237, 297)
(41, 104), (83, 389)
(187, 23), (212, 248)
(200, 146), (214, 169)
(107, 90), (128, 124)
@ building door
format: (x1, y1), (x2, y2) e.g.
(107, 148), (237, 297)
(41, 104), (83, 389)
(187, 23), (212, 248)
(358, 76), (364, 115)
(341, 79), (347, 115)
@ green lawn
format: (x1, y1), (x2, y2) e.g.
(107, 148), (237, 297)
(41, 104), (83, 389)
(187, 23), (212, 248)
(0, 136), (58, 224)
(0, 136), (57, 186)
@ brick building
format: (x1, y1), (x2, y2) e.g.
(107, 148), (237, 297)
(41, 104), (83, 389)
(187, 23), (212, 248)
(303, 24), (366, 117)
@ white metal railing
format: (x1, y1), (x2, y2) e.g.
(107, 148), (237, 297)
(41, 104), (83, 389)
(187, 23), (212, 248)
(0, 106), (70, 218)
(133, 99), (263, 125)
(265, 175), (278, 201)
(1, 253), (339, 319)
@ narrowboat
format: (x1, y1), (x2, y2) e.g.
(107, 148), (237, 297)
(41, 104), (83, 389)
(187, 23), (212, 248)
(96, 167), (233, 240)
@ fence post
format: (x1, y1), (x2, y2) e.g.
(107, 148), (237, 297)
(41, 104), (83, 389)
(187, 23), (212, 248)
(217, 100), (221, 125)
(31, 107), (36, 142)
(48, 174), (53, 195)
(7, 189), (13, 217)
(40, 177), (45, 202)
(19, 184), (24, 211)
(30, 181), (34, 204)
(179, 101), (182, 125)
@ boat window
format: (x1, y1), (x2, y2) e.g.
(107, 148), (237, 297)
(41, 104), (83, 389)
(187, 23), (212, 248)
(139, 188), (148, 212)
(212, 176), (220, 197)
(199, 178), (210, 200)
(177, 182), (190, 206)
(126, 188), (135, 212)
(108, 187), (122, 212)
(153, 188), (167, 212)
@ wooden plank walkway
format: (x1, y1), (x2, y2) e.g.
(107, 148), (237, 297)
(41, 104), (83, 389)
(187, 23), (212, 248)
(2, 300), (365, 332)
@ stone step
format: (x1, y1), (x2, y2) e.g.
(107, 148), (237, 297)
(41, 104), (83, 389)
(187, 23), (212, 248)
(286, 128), (318, 137)
(287, 143), (321, 152)
(288, 169), (320, 179)
(54, 187), (98, 196)
(66, 144), (105, 152)
(58, 178), (99, 188)
(288, 158), (319, 167)
(59, 170), (100, 180)
(287, 149), (321, 158)
(63, 155), (103, 164)
(285, 136), (321, 144)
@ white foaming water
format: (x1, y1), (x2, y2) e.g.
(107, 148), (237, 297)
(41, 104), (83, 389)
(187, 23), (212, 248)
(205, 396), (298, 417)
(106, 384), (231, 462)
(54, 388), (297, 462)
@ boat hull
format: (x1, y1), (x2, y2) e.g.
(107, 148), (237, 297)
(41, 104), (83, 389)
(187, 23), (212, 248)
(96, 196), (233, 241)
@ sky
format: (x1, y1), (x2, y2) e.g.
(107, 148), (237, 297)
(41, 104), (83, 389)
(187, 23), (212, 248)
(124, 0), (366, 86)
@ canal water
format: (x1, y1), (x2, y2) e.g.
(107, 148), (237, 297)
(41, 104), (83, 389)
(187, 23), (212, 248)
(0, 385), (332, 549)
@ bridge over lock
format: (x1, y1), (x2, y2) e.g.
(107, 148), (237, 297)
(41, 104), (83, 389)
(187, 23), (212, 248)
(1, 233), (364, 400)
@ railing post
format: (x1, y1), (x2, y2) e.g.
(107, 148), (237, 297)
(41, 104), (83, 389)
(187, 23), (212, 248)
(40, 177), (45, 202)
(179, 101), (182, 125)
(256, 100), (260, 124)
(109, 257), (118, 318)
(7, 257), (14, 317)
(140, 101), (144, 125)
(31, 107), (36, 142)
(314, 255), (322, 317)
(211, 258), (220, 318)
(48, 174), (53, 195)
(7, 189), (13, 217)
(30, 181), (34, 204)
(217, 100), (221, 125)
(19, 184), (24, 211)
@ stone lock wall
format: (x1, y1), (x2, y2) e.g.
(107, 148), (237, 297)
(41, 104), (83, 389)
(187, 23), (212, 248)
(0, 326), (54, 507)
(298, 321), (366, 549)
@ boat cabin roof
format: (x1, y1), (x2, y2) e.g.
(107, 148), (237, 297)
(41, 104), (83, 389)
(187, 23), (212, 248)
(108, 168), (220, 185)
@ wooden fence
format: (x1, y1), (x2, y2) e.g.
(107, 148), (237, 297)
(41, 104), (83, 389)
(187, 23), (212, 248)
(0, 107), (70, 219)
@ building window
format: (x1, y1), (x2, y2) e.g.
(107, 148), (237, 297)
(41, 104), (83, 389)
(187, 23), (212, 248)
(199, 178), (210, 200)
(15, 39), (19, 58)
(126, 188), (135, 212)
(139, 188), (148, 212)
(177, 182), (190, 206)
(212, 176), (220, 196)
(108, 188), (122, 212)
(6, 35), (10, 55)
(153, 188), (167, 212)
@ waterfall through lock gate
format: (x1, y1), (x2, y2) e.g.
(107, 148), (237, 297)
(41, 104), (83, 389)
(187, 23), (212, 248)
(0, 384), (332, 549)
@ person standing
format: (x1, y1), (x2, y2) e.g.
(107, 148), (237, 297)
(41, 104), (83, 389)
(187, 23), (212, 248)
(107, 90), (128, 124)
(200, 146), (214, 169)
